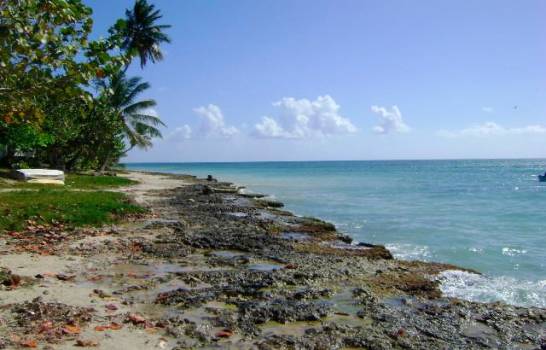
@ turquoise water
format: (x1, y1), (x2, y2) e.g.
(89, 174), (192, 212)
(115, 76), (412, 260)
(126, 159), (546, 307)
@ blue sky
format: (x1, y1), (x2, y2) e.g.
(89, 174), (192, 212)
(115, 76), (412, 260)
(86, 0), (546, 162)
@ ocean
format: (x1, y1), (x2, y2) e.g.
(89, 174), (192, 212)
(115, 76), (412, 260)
(125, 159), (546, 308)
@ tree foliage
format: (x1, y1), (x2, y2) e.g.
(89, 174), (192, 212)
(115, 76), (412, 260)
(103, 72), (165, 152)
(118, 0), (171, 68)
(0, 0), (170, 171)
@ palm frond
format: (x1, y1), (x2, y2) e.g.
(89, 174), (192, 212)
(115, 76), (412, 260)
(122, 0), (171, 68)
(124, 81), (150, 104)
(132, 122), (163, 139)
(123, 100), (157, 114)
(128, 113), (165, 127)
(102, 70), (165, 151)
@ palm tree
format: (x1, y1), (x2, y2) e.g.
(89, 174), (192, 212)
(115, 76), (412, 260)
(98, 72), (165, 171)
(109, 72), (165, 150)
(121, 0), (171, 69)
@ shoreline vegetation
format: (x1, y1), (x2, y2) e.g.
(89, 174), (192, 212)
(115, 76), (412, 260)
(1, 0), (169, 172)
(0, 171), (543, 349)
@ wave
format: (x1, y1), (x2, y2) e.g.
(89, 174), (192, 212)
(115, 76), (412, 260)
(437, 270), (546, 308)
(468, 247), (483, 253)
(501, 247), (527, 256)
(385, 243), (432, 261)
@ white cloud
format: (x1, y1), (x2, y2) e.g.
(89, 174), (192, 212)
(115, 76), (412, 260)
(194, 104), (239, 138)
(254, 116), (287, 138)
(482, 107), (494, 113)
(438, 122), (546, 138)
(253, 95), (357, 139)
(167, 125), (192, 140)
(371, 105), (411, 134)
(514, 125), (546, 134)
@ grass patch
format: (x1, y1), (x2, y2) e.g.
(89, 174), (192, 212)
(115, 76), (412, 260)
(0, 169), (137, 189)
(64, 174), (137, 189)
(0, 189), (145, 231)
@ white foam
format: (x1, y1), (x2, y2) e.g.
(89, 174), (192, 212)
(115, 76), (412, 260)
(468, 247), (483, 253)
(502, 247), (527, 256)
(437, 270), (546, 308)
(238, 187), (249, 194)
(385, 243), (431, 261)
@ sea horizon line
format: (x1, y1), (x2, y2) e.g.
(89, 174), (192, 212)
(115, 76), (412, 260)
(123, 157), (546, 165)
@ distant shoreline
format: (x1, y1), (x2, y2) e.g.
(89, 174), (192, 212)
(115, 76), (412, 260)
(123, 157), (546, 165)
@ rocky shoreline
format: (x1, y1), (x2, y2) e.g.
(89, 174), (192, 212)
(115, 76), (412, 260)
(0, 171), (544, 349)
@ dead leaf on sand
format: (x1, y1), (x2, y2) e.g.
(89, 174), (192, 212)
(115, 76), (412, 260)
(75, 339), (99, 347)
(127, 313), (146, 324)
(20, 339), (38, 348)
(94, 322), (122, 331)
(216, 329), (233, 338)
(62, 324), (81, 334)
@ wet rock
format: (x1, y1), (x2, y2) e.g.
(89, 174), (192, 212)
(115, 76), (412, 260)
(337, 233), (353, 244)
(201, 185), (214, 195)
(0, 268), (12, 285)
(185, 322), (213, 342)
(56, 273), (76, 281)
(371, 272), (442, 298)
(256, 198), (285, 208)
(280, 232), (311, 242)
(364, 245), (394, 260)
(143, 219), (183, 230)
(0, 267), (21, 288)
(141, 240), (193, 259)
(239, 192), (266, 199)
(156, 288), (220, 308)
(352, 287), (377, 305)
(357, 242), (376, 248)
(297, 217), (336, 233)
(206, 253), (250, 267)
(291, 288), (333, 300)
(238, 299), (332, 333)
(93, 289), (111, 298)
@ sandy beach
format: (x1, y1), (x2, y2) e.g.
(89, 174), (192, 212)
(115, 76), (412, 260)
(0, 171), (544, 349)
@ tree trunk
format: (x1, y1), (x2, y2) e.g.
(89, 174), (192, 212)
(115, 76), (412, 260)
(64, 151), (81, 172)
(98, 149), (112, 173)
(0, 143), (7, 165)
(4, 144), (16, 168)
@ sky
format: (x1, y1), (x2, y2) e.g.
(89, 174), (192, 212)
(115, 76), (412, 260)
(85, 0), (546, 162)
